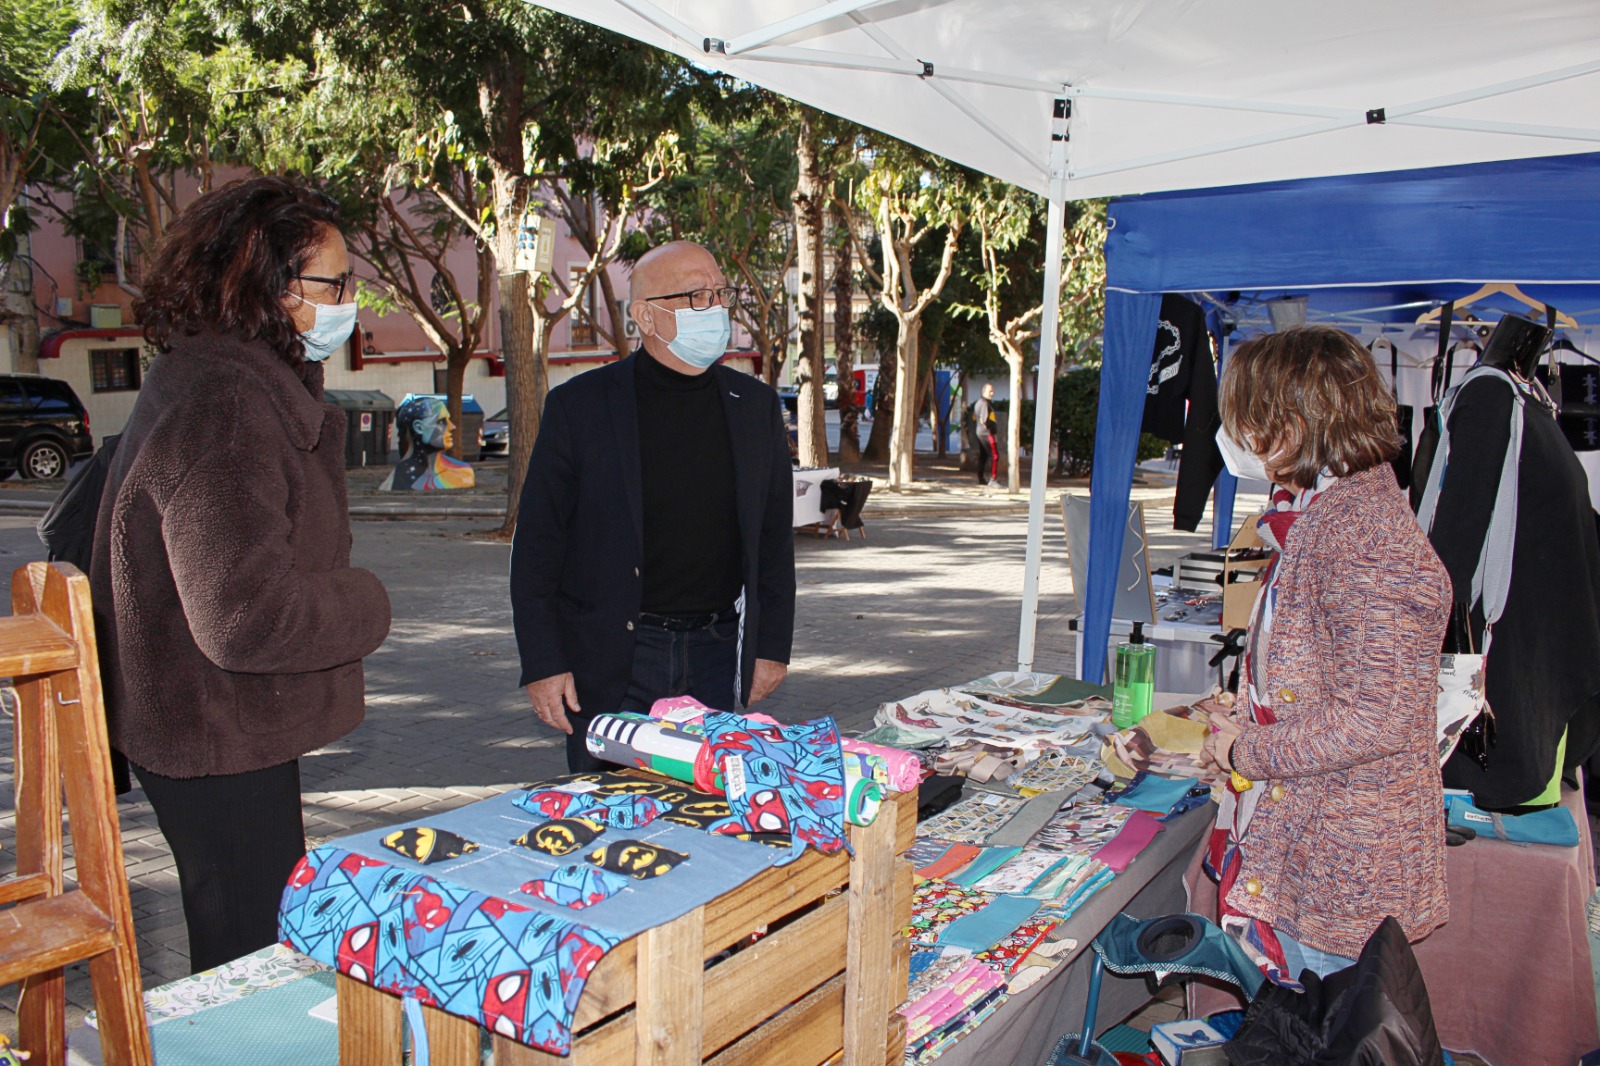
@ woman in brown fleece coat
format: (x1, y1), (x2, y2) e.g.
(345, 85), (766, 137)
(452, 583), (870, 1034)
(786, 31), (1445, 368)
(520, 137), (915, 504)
(90, 177), (390, 972)
(1201, 327), (1450, 979)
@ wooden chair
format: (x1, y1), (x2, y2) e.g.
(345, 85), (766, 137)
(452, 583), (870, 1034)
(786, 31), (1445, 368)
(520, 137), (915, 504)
(0, 562), (151, 1065)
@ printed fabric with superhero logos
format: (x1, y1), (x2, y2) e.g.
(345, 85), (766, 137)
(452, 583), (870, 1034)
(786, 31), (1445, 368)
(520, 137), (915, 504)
(700, 712), (850, 864)
(278, 771), (783, 1055)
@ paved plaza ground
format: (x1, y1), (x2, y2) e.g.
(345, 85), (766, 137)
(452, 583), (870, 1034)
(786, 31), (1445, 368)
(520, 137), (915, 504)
(0, 468), (1224, 1038)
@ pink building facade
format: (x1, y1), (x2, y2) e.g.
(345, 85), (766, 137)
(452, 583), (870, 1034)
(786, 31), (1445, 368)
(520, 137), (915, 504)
(4, 180), (760, 451)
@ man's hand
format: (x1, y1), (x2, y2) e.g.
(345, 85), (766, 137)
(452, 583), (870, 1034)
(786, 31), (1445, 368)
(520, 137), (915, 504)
(526, 672), (580, 735)
(1200, 709), (1245, 773)
(748, 659), (788, 704)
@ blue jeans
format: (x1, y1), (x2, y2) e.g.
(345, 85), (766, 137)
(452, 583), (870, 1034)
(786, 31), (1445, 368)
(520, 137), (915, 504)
(564, 613), (740, 772)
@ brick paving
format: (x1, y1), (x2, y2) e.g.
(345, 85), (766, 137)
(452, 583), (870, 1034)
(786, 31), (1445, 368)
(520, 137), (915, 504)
(0, 473), (1222, 1040)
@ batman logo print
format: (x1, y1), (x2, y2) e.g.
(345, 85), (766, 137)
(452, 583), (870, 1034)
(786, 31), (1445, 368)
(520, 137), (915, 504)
(584, 840), (689, 880)
(380, 826), (480, 865)
(513, 818), (605, 857)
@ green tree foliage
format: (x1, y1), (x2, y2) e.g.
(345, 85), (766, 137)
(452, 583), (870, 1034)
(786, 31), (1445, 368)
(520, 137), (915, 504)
(634, 93), (797, 385)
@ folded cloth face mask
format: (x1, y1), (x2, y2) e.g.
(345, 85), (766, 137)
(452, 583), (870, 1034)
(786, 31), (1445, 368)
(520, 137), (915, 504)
(1445, 794), (1579, 846)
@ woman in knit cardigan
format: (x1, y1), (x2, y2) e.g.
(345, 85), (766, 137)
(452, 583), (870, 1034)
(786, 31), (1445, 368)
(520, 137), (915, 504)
(1201, 326), (1451, 980)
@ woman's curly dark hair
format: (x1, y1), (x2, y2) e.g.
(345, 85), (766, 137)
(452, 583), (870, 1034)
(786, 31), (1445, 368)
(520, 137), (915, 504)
(134, 176), (342, 365)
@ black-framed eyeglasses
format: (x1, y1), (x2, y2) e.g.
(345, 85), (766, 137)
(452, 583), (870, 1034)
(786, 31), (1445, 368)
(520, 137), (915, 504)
(644, 285), (739, 311)
(292, 271), (353, 303)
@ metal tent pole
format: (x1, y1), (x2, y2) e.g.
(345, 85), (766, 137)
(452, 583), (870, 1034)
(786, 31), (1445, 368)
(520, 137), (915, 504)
(1017, 98), (1072, 672)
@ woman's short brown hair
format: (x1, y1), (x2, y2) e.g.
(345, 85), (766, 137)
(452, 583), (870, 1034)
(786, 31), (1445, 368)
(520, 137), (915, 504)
(134, 176), (341, 365)
(1218, 325), (1399, 489)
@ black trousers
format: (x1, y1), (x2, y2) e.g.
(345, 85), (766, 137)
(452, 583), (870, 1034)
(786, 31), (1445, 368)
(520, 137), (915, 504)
(133, 758), (307, 973)
(564, 614), (740, 772)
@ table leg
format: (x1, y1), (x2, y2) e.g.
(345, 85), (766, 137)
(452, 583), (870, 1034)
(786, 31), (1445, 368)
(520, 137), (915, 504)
(338, 974), (402, 1065)
(635, 905), (706, 1065)
(843, 805), (898, 1065)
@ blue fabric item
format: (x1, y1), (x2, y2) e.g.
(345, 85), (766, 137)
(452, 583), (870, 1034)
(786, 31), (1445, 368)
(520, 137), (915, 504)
(1086, 151), (1600, 676)
(1083, 288), (1163, 684)
(1159, 785), (1214, 822)
(1108, 772), (1195, 815)
(278, 785), (781, 1055)
(1445, 794), (1580, 846)
(938, 894), (1042, 952)
(403, 995), (430, 1066)
(701, 712), (849, 865)
(945, 847), (1023, 887)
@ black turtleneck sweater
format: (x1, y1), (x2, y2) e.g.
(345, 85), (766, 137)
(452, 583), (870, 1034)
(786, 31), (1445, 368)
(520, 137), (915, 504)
(635, 351), (742, 616)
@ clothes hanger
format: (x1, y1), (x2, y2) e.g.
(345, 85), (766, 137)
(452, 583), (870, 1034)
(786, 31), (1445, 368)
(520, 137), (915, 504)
(1415, 282), (1580, 329)
(1550, 337), (1600, 366)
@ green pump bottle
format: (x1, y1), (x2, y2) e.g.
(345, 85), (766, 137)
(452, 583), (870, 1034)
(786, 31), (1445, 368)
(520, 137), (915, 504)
(1111, 621), (1156, 730)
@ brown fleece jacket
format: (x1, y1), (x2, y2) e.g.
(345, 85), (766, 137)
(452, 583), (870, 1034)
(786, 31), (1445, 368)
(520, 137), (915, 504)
(90, 331), (390, 778)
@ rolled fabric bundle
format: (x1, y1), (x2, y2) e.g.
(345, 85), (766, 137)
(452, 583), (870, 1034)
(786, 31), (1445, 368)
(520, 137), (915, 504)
(841, 737), (923, 793)
(585, 713), (704, 784)
(842, 750), (885, 826)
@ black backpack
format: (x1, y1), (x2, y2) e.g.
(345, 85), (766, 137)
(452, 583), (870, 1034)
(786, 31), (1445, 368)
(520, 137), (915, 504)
(37, 434), (119, 571)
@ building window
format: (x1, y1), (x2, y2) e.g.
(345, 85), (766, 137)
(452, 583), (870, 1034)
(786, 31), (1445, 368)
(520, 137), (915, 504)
(568, 265), (597, 348)
(90, 348), (141, 393)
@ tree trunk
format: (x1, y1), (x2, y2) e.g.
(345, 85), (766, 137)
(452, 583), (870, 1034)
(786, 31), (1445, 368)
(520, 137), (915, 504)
(863, 340), (895, 461)
(792, 115), (828, 468)
(888, 316), (919, 488)
(1007, 352), (1024, 494)
(595, 265), (627, 355)
(496, 270), (540, 533)
(830, 202), (859, 463)
(1, 225), (39, 374)
(444, 352), (470, 460)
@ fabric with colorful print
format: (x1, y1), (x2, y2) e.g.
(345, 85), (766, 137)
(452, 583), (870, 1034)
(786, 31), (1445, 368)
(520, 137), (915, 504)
(519, 866), (631, 910)
(584, 839), (689, 880)
(278, 777), (784, 1056)
(972, 914), (1061, 974)
(512, 818), (605, 857)
(905, 879), (995, 947)
(379, 827), (479, 865)
(917, 793), (1027, 845)
(278, 848), (617, 1054)
(700, 712), (849, 864)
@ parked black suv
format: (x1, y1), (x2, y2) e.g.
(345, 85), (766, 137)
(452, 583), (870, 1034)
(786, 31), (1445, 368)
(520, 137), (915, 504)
(0, 375), (93, 480)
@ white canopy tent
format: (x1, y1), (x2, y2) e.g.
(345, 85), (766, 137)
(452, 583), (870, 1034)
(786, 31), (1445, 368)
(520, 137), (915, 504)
(530, 0), (1600, 670)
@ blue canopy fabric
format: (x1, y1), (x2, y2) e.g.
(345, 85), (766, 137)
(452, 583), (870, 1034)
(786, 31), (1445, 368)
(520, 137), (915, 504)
(1080, 151), (1600, 683)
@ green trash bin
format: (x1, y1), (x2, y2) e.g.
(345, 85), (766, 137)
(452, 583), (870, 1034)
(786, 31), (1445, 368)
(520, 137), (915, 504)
(325, 389), (396, 467)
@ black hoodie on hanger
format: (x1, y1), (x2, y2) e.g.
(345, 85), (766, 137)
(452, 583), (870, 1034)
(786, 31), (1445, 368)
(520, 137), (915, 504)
(1141, 294), (1223, 532)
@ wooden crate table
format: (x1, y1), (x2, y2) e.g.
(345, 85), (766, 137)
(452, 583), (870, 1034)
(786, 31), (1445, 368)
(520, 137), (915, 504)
(334, 782), (916, 1066)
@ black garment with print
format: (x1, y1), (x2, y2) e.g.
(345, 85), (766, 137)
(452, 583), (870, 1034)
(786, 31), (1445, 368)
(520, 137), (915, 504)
(634, 352), (742, 616)
(1141, 294), (1222, 532)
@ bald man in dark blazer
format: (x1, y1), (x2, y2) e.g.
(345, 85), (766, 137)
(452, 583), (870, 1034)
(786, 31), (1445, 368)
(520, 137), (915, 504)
(511, 242), (796, 771)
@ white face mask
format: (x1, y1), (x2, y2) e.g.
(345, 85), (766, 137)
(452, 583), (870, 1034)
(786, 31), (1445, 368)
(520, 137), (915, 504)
(662, 305), (731, 369)
(1215, 426), (1271, 483)
(289, 292), (358, 362)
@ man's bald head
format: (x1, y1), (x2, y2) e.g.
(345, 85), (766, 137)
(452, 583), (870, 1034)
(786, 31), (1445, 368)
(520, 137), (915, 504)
(629, 241), (721, 304)
(628, 241), (731, 374)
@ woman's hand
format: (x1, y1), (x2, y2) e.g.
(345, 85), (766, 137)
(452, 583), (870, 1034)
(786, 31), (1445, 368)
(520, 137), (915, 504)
(1201, 710), (1245, 774)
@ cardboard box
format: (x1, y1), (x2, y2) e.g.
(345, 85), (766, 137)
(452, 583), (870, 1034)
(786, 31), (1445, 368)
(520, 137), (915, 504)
(1220, 512), (1271, 631)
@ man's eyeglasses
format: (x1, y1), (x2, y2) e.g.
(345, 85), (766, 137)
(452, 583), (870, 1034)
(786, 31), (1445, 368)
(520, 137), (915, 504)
(292, 271), (354, 303)
(643, 286), (739, 311)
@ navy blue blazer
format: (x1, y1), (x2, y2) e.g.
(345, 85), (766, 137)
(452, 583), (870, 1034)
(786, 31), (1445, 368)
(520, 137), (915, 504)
(510, 352), (796, 716)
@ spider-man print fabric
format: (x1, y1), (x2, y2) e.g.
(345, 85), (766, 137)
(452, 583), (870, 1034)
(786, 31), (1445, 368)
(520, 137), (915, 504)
(278, 772), (783, 1054)
(700, 712), (850, 865)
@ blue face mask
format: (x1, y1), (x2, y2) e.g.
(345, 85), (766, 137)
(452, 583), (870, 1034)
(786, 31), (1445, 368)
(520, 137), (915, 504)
(291, 294), (358, 362)
(664, 305), (731, 369)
